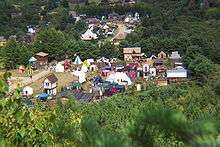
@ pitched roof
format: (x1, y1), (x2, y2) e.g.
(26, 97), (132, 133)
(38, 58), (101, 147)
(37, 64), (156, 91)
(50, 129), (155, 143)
(35, 52), (48, 57)
(45, 74), (58, 83)
(123, 47), (141, 54)
(170, 51), (181, 59)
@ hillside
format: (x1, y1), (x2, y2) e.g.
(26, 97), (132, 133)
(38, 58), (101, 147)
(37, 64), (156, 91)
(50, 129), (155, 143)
(0, 0), (220, 146)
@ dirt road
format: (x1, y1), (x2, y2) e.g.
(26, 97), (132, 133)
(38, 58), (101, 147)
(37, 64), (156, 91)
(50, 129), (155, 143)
(9, 70), (51, 91)
(111, 23), (127, 41)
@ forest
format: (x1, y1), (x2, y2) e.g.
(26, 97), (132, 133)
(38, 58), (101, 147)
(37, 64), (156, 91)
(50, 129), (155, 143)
(0, 0), (220, 146)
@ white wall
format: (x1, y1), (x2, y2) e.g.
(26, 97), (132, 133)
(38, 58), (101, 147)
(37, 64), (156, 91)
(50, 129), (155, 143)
(167, 71), (187, 78)
(43, 79), (57, 89)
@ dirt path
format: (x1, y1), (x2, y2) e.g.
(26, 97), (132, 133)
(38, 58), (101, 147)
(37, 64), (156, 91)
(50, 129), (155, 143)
(9, 70), (51, 91)
(111, 23), (127, 41)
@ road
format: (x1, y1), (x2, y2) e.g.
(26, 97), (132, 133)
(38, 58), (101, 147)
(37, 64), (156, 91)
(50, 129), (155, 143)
(111, 23), (127, 42)
(9, 70), (51, 91)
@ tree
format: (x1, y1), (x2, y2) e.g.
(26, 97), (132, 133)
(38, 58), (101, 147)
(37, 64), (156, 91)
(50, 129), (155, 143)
(98, 42), (120, 58)
(60, 0), (69, 8)
(0, 39), (33, 69)
(34, 28), (67, 60)
(188, 54), (216, 82)
(129, 106), (220, 146)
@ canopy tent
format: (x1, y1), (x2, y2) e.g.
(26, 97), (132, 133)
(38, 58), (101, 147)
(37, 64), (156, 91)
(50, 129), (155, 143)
(72, 70), (86, 83)
(97, 57), (109, 63)
(81, 64), (88, 73)
(81, 29), (98, 40)
(74, 56), (82, 65)
(106, 72), (132, 85)
(55, 62), (65, 72)
(93, 75), (103, 84)
(28, 57), (37, 63)
(103, 24), (110, 29)
(38, 93), (49, 100)
(87, 59), (95, 64)
(82, 60), (90, 69)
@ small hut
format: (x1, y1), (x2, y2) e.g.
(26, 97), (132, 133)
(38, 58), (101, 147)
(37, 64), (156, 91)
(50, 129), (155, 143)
(123, 47), (142, 62)
(22, 86), (33, 97)
(74, 56), (82, 65)
(18, 65), (25, 73)
(35, 52), (48, 66)
(43, 74), (58, 95)
(158, 51), (167, 59)
(28, 56), (37, 69)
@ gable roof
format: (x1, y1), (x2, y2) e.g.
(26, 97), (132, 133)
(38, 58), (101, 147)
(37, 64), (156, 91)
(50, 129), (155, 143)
(45, 74), (58, 83)
(170, 51), (181, 59)
(35, 52), (48, 57)
(123, 47), (141, 54)
(158, 51), (166, 56)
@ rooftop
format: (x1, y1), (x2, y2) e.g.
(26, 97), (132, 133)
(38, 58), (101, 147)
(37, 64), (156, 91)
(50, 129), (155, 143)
(45, 74), (58, 83)
(35, 52), (48, 57)
(123, 47), (141, 54)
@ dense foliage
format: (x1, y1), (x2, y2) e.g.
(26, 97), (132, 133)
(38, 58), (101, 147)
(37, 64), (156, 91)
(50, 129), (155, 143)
(0, 79), (219, 146)
(0, 0), (220, 146)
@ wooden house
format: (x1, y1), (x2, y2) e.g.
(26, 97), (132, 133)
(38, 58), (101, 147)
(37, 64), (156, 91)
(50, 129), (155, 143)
(43, 74), (58, 96)
(123, 47), (142, 62)
(35, 52), (48, 66)
(158, 51), (167, 59)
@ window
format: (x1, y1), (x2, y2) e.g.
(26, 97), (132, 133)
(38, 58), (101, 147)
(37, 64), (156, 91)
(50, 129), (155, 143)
(45, 82), (49, 87)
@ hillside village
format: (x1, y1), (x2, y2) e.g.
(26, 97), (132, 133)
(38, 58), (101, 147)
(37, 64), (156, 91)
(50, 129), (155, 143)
(0, 0), (219, 146)
(9, 48), (187, 103)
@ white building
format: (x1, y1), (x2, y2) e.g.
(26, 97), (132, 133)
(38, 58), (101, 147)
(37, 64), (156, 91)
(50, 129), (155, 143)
(55, 62), (65, 72)
(22, 86), (33, 97)
(166, 66), (187, 83)
(43, 74), (58, 95)
(167, 67), (187, 78)
(106, 72), (132, 86)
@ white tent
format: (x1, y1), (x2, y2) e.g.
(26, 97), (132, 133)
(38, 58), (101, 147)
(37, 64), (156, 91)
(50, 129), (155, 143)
(28, 28), (36, 34)
(106, 72), (132, 85)
(22, 86), (33, 96)
(97, 57), (109, 63)
(87, 59), (94, 64)
(55, 62), (65, 72)
(81, 29), (98, 40)
(103, 24), (109, 30)
(74, 56), (82, 65)
(124, 17), (130, 23)
(72, 70), (86, 83)
(81, 64), (88, 73)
